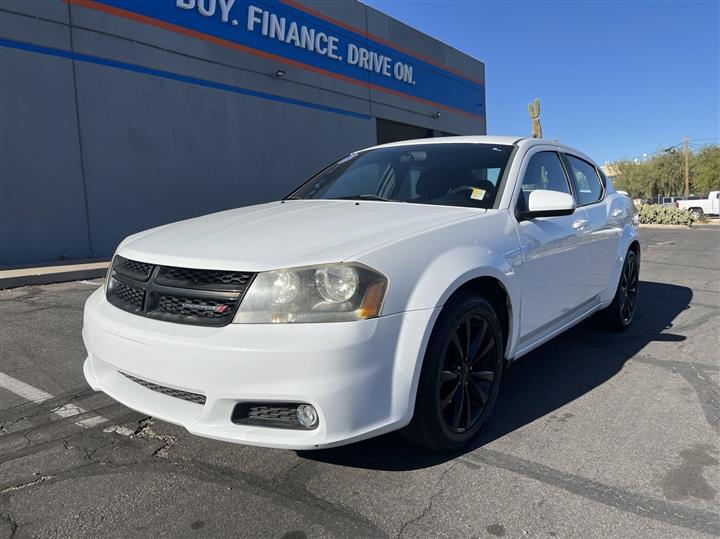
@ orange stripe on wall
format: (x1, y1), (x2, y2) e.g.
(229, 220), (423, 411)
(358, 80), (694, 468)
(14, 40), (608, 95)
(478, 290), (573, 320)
(278, 0), (485, 87)
(65, 0), (484, 119)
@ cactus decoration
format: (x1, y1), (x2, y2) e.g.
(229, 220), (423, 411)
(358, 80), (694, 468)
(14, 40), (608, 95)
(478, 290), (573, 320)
(528, 98), (543, 138)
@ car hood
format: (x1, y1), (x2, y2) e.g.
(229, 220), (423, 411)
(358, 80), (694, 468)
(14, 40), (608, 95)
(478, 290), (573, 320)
(118, 200), (483, 271)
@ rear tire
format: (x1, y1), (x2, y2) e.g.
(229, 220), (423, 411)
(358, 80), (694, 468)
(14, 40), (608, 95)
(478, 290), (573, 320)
(599, 249), (639, 331)
(402, 293), (504, 452)
(689, 208), (703, 220)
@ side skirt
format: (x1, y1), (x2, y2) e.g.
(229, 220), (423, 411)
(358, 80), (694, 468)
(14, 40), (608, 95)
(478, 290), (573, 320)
(511, 295), (601, 361)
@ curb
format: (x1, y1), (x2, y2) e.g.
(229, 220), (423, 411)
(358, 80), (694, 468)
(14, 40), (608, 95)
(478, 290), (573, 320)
(0, 262), (109, 290)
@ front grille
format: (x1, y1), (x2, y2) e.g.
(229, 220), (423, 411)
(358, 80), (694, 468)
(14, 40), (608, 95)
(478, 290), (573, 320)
(110, 280), (145, 311)
(231, 403), (315, 430)
(114, 256), (153, 281)
(106, 257), (255, 327)
(121, 372), (206, 405)
(156, 266), (253, 291)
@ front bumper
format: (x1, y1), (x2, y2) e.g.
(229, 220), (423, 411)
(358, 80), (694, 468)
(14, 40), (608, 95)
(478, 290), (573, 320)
(82, 288), (438, 449)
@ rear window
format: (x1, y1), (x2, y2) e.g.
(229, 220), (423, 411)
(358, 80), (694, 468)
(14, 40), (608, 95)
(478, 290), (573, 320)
(565, 155), (604, 205)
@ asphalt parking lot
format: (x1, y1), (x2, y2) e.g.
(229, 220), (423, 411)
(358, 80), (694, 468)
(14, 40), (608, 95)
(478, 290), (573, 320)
(1, 226), (718, 538)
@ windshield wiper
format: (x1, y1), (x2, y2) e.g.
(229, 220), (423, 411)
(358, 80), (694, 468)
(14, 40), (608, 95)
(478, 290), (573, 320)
(283, 195), (304, 200)
(335, 194), (395, 202)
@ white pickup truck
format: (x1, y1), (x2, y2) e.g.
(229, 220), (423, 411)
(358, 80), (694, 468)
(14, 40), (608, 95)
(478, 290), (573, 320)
(677, 191), (720, 219)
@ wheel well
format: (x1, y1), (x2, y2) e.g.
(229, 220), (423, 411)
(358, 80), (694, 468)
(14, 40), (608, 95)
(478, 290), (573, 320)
(445, 277), (511, 358)
(628, 239), (640, 259)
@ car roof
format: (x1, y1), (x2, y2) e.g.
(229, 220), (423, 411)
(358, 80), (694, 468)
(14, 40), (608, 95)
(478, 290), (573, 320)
(363, 135), (595, 165)
(366, 135), (525, 150)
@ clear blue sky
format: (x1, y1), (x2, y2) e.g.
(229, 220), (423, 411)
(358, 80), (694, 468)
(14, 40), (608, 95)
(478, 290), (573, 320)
(364, 0), (720, 164)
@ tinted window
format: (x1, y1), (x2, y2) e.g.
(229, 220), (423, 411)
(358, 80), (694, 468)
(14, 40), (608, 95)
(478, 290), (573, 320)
(291, 143), (514, 209)
(565, 155), (603, 205)
(519, 152), (571, 209)
(321, 163), (394, 199)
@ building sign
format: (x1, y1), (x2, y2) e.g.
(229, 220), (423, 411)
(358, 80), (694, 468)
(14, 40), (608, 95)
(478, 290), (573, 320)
(80, 0), (485, 118)
(177, 2), (417, 85)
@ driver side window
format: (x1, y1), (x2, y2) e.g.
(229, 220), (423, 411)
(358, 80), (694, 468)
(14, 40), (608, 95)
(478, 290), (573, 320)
(519, 152), (571, 209)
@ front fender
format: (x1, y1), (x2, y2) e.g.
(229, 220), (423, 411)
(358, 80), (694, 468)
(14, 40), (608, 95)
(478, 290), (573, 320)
(602, 221), (640, 307)
(353, 212), (522, 418)
(375, 245), (522, 426)
(404, 245), (520, 353)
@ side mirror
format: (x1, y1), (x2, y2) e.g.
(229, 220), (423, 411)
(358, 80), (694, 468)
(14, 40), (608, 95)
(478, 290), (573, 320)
(520, 190), (576, 219)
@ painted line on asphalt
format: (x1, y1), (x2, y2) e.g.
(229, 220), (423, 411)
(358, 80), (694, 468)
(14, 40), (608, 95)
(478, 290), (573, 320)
(0, 371), (114, 430)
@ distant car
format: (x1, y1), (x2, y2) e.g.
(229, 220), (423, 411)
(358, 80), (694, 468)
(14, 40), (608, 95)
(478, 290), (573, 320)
(82, 136), (640, 452)
(676, 191), (720, 219)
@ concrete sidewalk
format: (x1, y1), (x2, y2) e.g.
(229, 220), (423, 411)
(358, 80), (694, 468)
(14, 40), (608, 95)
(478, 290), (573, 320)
(0, 262), (109, 289)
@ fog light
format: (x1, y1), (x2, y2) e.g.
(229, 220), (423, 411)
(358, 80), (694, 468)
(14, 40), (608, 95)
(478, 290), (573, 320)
(297, 404), (318, 429)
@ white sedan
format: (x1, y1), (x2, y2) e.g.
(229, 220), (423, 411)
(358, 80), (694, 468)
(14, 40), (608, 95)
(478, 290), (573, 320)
(83, 136), (640, 452)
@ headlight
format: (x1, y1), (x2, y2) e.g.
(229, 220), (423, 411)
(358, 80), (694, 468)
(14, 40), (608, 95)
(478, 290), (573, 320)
(315, 266), (359, 302)
(233, 263), (387, 324)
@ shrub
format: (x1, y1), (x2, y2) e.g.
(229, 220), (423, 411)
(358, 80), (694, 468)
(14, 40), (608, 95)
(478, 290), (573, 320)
(638, 204), (694, 226)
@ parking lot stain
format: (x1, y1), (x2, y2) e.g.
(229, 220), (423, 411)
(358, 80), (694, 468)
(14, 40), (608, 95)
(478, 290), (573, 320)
(190, 519), (205, 530)
(548, 412), (575, 424)
(486, 522), (506, 536)
(662, 444), (718, 501)
(280, 531), (307, 539)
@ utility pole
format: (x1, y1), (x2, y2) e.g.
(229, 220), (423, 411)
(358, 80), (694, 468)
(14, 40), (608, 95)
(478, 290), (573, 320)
(684, 135), (690, 198)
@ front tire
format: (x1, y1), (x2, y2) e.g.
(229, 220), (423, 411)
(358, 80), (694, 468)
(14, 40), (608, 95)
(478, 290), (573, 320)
(403, 293), (504, 452)
(600, 248), (639, 331)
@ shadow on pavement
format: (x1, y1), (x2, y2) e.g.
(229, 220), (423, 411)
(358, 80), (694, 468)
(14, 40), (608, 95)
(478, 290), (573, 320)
(300, 280), (692, 471)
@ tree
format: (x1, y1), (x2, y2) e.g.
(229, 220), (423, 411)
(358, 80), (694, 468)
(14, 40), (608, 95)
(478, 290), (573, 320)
(613, 161), (647, 198)
(691, 145), (720, 193)
(610, 145), (719, 198)
(650, 151), (685, 197)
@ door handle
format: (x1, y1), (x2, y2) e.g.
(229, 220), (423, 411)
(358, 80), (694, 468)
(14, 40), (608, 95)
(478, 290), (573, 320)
(572, 219), (589, 230)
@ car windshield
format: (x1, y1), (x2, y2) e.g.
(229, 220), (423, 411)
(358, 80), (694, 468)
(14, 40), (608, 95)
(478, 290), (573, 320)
(288, 143), (514, 209)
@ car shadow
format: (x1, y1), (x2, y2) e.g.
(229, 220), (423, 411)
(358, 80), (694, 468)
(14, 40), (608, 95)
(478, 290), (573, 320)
(298, 280), (692, 471)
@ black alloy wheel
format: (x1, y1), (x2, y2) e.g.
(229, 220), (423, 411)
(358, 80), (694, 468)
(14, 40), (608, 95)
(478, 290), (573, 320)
(618, 250), (639, 325)
(600, 248), (640, 331)
(403, 294), (504, 452)
(438, 315), (497, 434)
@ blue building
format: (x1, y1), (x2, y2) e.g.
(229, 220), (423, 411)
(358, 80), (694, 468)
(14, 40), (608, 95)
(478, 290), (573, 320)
(0, 0), (486, 267)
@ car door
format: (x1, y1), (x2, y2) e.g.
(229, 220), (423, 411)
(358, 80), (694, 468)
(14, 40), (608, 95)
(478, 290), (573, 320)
(563, 154), (621, 298)
(514, 150), (592, 345)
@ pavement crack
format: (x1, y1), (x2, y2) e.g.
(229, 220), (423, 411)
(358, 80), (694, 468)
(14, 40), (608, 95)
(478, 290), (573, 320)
(459, 448), (720, 535)
(634, 355), (720, 432)
(129, 418), (177, 458)
(281, 460), (306, 487)
(131, 416), (153, 437)
(397, 462), (456, 538)
(0, 475), (55, 494)
(0, 512), (18, 539)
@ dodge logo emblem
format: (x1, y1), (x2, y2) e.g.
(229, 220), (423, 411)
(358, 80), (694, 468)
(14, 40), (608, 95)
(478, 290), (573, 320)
(181, 303), (230, 314)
